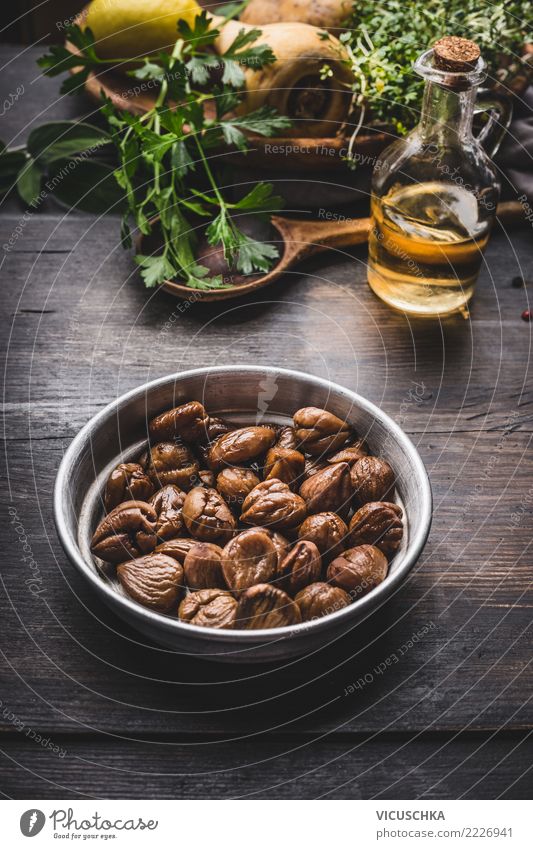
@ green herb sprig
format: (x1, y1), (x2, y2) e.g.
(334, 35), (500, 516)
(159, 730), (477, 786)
(2, 13), (291, 290)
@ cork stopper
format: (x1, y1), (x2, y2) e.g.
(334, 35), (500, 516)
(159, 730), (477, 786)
(433, 36), (481, 73)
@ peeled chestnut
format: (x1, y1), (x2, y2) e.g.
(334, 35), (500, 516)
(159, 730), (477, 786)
(182, 486), (236, 543)
(154, 537), (197, 563)
(117, 553), (183, 611)
(263, 445), (305, 489)
(91, 500), (157, 563)
(264, 529), (291, 565)
(349, 501), (403, 556)
(327, 544), (388, 598)
(221, 528), (278, 594)
(278, 540), (322, 595)
(148, 400), (209, 443)
(327, 439), (369, 467)
(216, 466), (261, 510)
(295, 582), (352, 621)
(299, 462), (352, 515)
(150, 484), (185, 540)
(179, 588), (238, 629)
(141, 441), (199, 491)
(241, 479), (307, 530)
(294, 406), (350, 456)
(276, 426), (298, 450)
(104, 462), (154, 511)
(235, 583), (301, 629)
(351, 456), (395, 506)
(297, 511), (348, 561)
(207, 426), (276, 471)
(183, 542), (226, 590)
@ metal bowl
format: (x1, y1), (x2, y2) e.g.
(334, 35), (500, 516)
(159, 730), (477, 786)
(54, 366), (432, 663)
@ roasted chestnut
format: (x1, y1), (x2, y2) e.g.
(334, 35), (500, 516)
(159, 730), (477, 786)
(216, 466), (261, 510)
(294, 582), (352, 621)
(276, 426), (298, 450)
(327, 545), (388, 598)
(351, 456), (395, 506)
(182, 486), (236, 543)
(183, 542), (226, 590)
(91, 500), (157, 563)
(278, 540), (322, 595)
(264, 529), (291, 565)
(235, 583), (302, 629)
(150, 484), (185, 540)
(349, 501), (403, 556)
(141, 441), (199, 491)
(154, 537), (197, 563)
(297, 511), (348, 561)
(294, 407), (350, 456)
(149, 401), (209, 443)
(104, 462), (154, 511)
(299, 462), (352, 515)
(207, 426), (276, 471)
(241, 479), (307, 530)
(197, 469), (216, 488)
(179, 588), (238, 629)
(117, 553), (183, 611)
(221, 528), (278, 594)
(327, 439), (369, 467)
(263, 445), (305, 489)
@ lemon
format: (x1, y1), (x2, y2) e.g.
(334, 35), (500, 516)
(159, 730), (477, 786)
(85, 0), (203, 59)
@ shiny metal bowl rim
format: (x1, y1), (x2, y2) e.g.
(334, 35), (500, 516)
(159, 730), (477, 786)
(53, 365), (432, 644)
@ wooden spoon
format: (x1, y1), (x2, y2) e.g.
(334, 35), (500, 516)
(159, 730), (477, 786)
(138, 214), (372, 301)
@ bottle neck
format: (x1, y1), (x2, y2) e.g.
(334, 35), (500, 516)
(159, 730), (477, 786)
(418, 81), (476, 144)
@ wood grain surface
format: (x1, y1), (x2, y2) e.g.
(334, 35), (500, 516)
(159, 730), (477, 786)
(0, 46), (532, 800)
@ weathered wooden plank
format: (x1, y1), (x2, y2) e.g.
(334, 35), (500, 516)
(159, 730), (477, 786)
(1, 733), (531, 799)
(1, 214), (532, 439)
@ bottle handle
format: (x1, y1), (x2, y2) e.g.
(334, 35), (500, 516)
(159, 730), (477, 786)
(474, 89), (513, 158)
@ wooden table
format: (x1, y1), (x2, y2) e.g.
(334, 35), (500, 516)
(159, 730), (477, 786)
(1, 45), (532, 800)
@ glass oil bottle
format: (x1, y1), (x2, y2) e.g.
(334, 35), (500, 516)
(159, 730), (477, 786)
(367, 36), (505, 318)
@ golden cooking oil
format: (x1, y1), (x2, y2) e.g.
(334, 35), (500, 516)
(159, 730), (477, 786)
(367, 182), (491, 317)
(367, 36), (503, 318)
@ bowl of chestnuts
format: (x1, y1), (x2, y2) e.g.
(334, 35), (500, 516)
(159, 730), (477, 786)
(54, 366), (432, 662)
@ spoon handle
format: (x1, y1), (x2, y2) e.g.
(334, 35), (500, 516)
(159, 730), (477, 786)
(274, 216), (372, 264)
